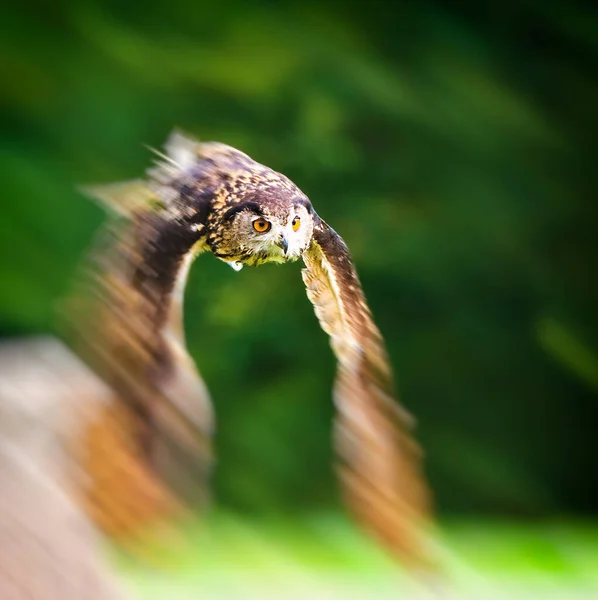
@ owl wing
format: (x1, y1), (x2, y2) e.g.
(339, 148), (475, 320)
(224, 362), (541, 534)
(301, 215), (434, 568)
(62, 182), (214, 554)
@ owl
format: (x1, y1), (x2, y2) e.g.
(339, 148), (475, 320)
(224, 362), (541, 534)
(66, 131), (434, 569)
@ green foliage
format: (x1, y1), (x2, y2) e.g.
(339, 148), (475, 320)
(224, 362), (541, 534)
(1, 1), (596, 516)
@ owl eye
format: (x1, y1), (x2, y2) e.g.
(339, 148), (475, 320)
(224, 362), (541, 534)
(252, 218), (271, 233)
(292, 216), (301, 231)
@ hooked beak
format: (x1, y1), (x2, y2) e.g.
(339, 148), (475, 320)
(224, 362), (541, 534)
(276, 235), (289, 256)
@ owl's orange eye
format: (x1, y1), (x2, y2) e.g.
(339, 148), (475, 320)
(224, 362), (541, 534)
(292, 216), (301, 231)
(252, 218), (271, 233)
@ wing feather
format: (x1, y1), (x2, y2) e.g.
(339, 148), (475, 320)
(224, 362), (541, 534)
(302, 216), (434, 568)
(61, 183), (213, 551)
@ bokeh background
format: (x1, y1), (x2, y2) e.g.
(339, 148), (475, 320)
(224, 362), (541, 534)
(1, 0), (597, 592)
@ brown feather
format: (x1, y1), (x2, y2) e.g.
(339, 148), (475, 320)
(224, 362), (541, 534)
(302, 216), (435, 568)
(62, 186), (214, 547)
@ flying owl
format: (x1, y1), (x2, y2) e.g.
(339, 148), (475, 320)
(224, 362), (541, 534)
(65, 131), (434, 568)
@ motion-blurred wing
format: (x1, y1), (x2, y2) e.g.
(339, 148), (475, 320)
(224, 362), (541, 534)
(62, 180), (214, 552)
(301, 215), (434, 568)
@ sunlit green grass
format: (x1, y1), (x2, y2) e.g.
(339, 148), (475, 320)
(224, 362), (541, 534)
(114, 514), (598, 599)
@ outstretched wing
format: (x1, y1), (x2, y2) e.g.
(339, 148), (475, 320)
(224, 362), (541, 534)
(301, 215), (434, 568)
(61, 178), (214, 553)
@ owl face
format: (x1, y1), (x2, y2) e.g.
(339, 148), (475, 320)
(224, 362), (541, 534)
(210, 191), (314, 270)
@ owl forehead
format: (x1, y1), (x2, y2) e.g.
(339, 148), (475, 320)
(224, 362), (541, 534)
(223, 180), (310, 220)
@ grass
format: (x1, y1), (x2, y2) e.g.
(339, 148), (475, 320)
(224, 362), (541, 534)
(114, 513), (598, 599)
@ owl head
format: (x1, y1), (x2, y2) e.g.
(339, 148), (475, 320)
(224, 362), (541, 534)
(151, 132), (315, 270)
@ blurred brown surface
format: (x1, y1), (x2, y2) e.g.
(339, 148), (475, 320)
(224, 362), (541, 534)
(0, 336), (132, 599)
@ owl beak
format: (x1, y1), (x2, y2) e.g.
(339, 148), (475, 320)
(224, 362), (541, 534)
(276, 235), (289, 256)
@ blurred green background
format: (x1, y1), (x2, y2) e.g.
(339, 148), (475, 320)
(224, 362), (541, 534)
(1, 0), (597, 525)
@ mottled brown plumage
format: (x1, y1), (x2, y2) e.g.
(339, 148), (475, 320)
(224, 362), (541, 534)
(302, 224), (433, 567)
(66, 131), (434, 567)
